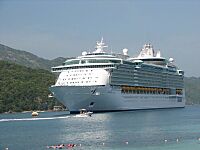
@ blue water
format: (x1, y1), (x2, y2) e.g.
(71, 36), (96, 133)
(1, 106), (200, 150)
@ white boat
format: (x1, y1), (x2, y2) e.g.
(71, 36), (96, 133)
(31, 111), (39, 117)
(75, 109), (93, 117)
(49, 38), (185, 114)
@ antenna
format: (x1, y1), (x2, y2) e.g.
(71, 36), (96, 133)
(93, 37), (108, 53)
(110, 45), (113, 54)
(101, 37), (103, 43)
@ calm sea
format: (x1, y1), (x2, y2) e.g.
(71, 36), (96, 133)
(1, 106), (200, 150)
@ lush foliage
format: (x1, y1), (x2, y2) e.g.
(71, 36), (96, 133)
(0, 61), (61, 113)
(185, 77), (200, 104)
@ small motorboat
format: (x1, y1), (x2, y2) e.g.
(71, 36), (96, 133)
(75, 109), (93, 117)
(31, 111), (39, 117)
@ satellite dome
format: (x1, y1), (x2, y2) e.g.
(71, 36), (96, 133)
(123, 48), (128, 55)
(169, 57), (174, 62)
(82, 51), (87, 56)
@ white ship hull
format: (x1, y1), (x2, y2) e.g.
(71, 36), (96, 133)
(50, 85), (185, 114)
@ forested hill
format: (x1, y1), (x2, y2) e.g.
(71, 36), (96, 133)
(0, 61), (61, 113)
(185, 77), (200, 104)
(0, 44), (67, 70)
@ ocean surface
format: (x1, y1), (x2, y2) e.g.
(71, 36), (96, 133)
(1, 106), (200, 150)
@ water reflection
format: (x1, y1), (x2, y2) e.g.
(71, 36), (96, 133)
(1, 106), (200, 150)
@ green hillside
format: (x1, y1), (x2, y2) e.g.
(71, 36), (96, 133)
(185, 77), (200, 104)
(0, 44), (67, 70)
(0, 61), (61, 113)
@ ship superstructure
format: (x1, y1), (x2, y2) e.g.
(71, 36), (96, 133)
(50, 38), (185, 113)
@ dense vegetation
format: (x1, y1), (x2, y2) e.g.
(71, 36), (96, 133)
(185, 77), (200, 104)
(0, 61), (62, 113)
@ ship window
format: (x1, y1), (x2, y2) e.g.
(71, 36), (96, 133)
(123, 60), (134, 65)
(81, 59), (121, 64)
(81, 60), (86, 64)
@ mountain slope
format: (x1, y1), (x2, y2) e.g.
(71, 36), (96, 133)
(0, 44), (66, 70)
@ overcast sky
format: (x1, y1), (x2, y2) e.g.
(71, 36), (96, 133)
(0, 0), (200, 77)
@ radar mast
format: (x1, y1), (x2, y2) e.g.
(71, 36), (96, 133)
(93, 37), (108, 53)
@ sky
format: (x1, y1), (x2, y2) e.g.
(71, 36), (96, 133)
(0, 0), (200, 77)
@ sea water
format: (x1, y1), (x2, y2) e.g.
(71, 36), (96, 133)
(0, 106), (200, 150)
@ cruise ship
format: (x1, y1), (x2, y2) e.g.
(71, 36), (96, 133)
(49, 38), (185, 113)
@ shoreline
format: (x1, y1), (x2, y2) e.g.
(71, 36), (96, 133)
(2, 109), (68, 114)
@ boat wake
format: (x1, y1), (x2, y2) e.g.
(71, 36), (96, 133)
(74, 115), (90, 118)
(0, 116), (71, 122)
